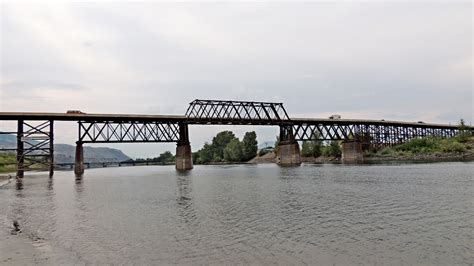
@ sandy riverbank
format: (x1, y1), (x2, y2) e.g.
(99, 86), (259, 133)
(0, 174), (14, 187)
(0, 226), (55, 265)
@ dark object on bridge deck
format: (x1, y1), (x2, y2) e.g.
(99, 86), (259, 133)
(185, 99), (290, 124)
(66, 110), (85, 114)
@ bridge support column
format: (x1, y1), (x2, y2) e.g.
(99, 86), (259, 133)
(175, 124), (193, 171)
(341, 141), (364, 164)
(277, 125), (301, 166)
(16, 120), (24, 179)
(74, 142), (84, 175)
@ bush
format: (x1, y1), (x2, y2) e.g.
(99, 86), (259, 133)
(321, 141), (341, 157)
(380, 148), (396, 156)
(394, 137), (439, 153)
(0, 153), (16, 173)
(457, 118), (471, 142)
(440, 141), (466, 153)
(375, 136), (468, 156)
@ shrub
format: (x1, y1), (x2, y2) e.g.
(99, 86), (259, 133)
(380, 148), (396, 156)
(394, 137), (439, 153)
(440, 141), (466, 153)
(457, 118), (471, 142)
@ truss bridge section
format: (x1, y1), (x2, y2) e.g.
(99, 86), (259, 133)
(185, 99), (290, 125)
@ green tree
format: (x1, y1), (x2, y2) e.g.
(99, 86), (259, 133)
(211, 131), (237, 161)
(224, 138), (244, 162)
(321, 141), (342, 157)
(155, 151), (174, 164)
(301, 141), (313, 157)
(196, 143), (213, 164)
(329, 141), (342, 157)
(241, 131), (258, 161)
(300, 132), (322, 157)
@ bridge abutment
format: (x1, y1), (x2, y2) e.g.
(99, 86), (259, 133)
(277, 125), (301, 166)
(341, 141), (364, 163)
(175, 124), (193, 171)
(74, 142), (85, 175)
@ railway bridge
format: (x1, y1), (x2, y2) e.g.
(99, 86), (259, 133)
(0, 99), (471, 178)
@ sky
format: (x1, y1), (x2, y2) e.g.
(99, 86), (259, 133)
(0, 1), (472, 158)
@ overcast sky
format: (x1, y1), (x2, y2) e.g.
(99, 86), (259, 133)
(0, 1), (472, 158)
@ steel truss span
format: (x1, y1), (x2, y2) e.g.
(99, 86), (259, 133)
(16, 120), (54, 176)
(78, 121), (180, 143)
(185, 99), (290, 124)
(293, 123), (460, 147)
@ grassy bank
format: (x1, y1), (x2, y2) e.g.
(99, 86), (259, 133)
(0, 153), (16, 174)
(365, 136), (474, 161)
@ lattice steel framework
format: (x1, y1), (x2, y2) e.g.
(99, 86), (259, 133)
(78, 121), (181, 143)
(16, 120), (54, 177)
(293, 123), (464, 148)
(185, 99), (290, 124)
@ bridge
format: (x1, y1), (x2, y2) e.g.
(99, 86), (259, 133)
(0, 99), (471, 178)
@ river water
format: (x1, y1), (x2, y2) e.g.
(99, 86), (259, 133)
(0, 162), (472, 265)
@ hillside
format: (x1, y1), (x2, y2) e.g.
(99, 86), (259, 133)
(0, 134), (131, 163)
(54, 144), (131, 164)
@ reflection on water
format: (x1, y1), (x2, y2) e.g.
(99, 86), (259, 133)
(0, 163), (473, 265)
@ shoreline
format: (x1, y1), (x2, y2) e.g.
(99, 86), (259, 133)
(0, 174), (14, 187)
(0, 152), (472, 182)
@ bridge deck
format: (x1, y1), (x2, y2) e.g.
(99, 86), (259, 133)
(0, 112), (185, 122)
(0, 112), (465, 129)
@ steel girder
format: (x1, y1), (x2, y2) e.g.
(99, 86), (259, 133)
(16, 120), (54, 176)
(293, 123), (460, 148)
(78, 121), (181, 143)
(185, 99), (290, 124)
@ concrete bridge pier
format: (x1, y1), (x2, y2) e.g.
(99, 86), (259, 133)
(277, 125), (301, 166)
(74, 142), (85, 175)
(175, 123), (193, 171)
(341, 140), (364, 163)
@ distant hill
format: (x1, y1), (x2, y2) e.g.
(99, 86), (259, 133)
(54, 144), (131, 164)
(0, 134), (131, 163)
(0, 134), (16, 148)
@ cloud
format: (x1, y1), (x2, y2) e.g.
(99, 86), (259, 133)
(0, 2), (471, 158)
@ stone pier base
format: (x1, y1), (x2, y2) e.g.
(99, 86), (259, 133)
(74, 142), (85, 175)
(175, 144), (193, 171)
(341, 141), (364, 163)
(277, 141), (302, 166)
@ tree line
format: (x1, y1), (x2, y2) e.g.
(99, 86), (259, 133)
(126, 151), (175, 165)
(300, 138), (342, 158)
(193, 131), (258, 164)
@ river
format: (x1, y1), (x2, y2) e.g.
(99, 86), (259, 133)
(0, 162), (472, 265)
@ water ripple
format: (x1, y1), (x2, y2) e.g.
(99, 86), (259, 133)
(0, 163), (472, 265)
